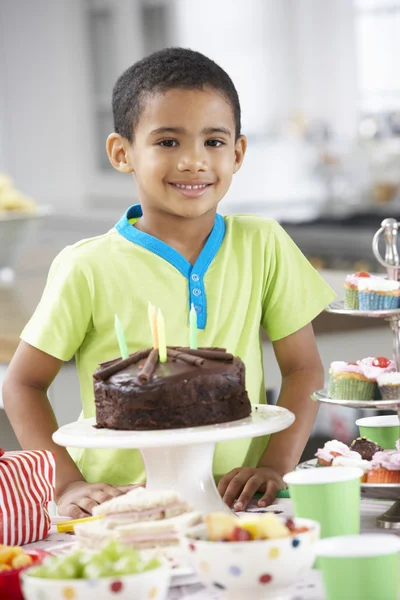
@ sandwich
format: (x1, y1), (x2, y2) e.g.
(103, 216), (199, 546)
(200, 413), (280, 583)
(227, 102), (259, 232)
(75, 487), (203, 550)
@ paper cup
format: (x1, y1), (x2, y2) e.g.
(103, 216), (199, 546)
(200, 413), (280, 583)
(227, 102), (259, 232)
(316, 534), (400, 600)
(283, 467), (362, 538)
(356, 415), (400, 449)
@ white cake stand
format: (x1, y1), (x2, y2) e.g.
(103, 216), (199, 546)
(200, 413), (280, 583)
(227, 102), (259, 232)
(53, 405), (295, 515)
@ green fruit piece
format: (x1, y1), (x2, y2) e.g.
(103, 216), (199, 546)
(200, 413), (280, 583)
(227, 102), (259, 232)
(82, 556), (115, 579)
(143, 557), (161, 571)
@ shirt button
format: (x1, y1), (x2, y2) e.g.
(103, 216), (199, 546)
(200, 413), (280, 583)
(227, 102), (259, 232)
(194, 305), (202, 313)
(192, 288), (202, 297)
(191, 273), (200, 282)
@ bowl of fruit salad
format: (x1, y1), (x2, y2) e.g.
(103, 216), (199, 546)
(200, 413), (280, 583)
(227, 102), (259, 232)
(21, 541), (171, 600)
(0, 545), (50, 600)
(183, 512), (319, 600)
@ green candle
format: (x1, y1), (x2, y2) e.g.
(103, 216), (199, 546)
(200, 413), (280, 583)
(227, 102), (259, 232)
(189, 303), (198, 350)
(114, 314), (129, 359)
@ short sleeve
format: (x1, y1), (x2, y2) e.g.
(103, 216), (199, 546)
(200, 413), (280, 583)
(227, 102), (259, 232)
(21, 247), (93, 361)
(261, 221), (336, 341)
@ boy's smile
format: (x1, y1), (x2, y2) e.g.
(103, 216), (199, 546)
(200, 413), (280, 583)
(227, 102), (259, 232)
(108, 88), (246, 222)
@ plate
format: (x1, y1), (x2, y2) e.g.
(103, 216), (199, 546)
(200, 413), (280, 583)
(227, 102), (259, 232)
(52, 405), (295, 449)
(312, 388), (400, 410)
(326, 300), (400, 319)
(297, 459), (400, 500)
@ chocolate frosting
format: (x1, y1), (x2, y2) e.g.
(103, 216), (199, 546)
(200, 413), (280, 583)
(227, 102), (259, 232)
(94, 347), (251, 430)
(350, 437), (383, 461)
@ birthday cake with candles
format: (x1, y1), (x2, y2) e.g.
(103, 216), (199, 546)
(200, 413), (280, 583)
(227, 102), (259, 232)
(93, 346), (252, 430)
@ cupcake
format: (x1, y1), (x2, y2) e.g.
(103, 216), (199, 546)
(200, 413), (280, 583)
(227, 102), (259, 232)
(358, 278), (400, 310)
(331, 455), (372, 482)
(377, 372), (400, 399)
(344, 271), (371, 309)
(349, 437), (383, 460)
(328, 361), (376, 400)
(315, 440), (361, 467)
(367, 449), (400, 483)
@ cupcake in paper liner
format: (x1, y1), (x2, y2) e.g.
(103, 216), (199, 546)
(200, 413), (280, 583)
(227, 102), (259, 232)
(349, 436), (383, 460)
(358, 278), (400, 310)
(377, 372), (400, 399)
(344, 272), (371, 309)
(328, 361), (376, 400)
(331, 455), (372, 482)
(367, 449), (400, 483)
(315, 440), (362, 467)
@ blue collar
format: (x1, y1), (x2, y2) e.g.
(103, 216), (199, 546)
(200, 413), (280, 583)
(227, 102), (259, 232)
(115, 204), (225, 329)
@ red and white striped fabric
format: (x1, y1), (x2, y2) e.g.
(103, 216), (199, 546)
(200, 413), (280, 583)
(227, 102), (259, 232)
(0, 450), (55, 545)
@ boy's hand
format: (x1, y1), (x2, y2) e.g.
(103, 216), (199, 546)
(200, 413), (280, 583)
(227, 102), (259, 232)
(217, 467), (285, 511)
(57, 481), (141, 519)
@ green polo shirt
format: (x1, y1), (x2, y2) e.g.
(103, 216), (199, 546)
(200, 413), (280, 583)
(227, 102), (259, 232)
(21, 205), (335, 484)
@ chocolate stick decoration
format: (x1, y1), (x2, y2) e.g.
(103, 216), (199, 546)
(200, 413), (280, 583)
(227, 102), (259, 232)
(167, 348), (204, 366)
(176, 347), (234, 361)
(138, 348), (159, 383)
(94, 349), (151, 381)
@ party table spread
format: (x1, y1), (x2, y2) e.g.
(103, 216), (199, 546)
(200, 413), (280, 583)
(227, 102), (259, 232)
(24, 497), (397, 600)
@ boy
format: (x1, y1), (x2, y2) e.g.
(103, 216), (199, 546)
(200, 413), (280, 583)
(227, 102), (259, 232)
(3, 48), (335, 518)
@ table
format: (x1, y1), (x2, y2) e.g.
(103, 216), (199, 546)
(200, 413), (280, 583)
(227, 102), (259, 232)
(25, 497), (397, 600)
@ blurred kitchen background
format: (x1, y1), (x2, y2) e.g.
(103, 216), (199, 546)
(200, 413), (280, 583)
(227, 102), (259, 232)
(1, 0), (400, 456)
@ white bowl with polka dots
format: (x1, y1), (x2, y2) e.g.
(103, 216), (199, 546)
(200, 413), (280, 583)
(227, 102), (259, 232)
(20, 564), (171, 600)
(183, 517), (320, 599)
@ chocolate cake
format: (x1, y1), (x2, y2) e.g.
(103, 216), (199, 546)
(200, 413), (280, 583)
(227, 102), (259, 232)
(93, 347), (252, 430)
(349, 437), (383, 461)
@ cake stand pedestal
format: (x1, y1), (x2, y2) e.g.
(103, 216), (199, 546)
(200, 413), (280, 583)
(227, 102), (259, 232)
(53, 404), (295, 515)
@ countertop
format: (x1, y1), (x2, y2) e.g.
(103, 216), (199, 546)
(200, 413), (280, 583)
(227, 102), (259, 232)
(0, 214), (386, 364)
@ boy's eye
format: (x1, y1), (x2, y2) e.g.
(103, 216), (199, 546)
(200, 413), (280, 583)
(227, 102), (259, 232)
(205, 139), (224, 147)
(158, 139), (178, 147)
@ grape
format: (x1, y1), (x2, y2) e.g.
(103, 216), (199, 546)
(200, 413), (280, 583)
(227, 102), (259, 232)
(82, 556), (115, 579)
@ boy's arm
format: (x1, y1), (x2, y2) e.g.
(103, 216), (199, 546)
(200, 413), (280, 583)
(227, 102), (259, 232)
(218, 323), (324, 510)
(3, 341), (132, 518)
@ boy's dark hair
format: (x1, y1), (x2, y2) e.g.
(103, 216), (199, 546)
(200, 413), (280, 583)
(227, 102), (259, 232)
(112, 47), (241, 142)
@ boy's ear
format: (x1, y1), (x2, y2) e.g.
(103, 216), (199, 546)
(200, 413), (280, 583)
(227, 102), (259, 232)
(233, 135), (247, 174)
(106, 133), (134, 173)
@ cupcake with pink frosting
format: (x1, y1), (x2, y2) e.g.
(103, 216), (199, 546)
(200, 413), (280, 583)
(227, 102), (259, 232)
(328, 357), (395, 400)
(344, 271), (371, 309)
(367, 448), (400, 483)
(331, 455), (372, 482)
(315, 440), (362, 467)
(328, 361), (376, 400)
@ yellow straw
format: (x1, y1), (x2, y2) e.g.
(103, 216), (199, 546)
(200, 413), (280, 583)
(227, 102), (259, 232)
(56, 515), (104, 533)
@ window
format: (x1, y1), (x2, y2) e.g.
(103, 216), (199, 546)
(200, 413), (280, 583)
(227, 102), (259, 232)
(354, 0), (400, 113)
(86, 0), (171, 177)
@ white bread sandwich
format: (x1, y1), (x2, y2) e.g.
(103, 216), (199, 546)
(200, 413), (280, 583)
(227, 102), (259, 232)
(75, 488), (203, 550)
(75, 510), (202, 550)
(92, 487), (193, 527)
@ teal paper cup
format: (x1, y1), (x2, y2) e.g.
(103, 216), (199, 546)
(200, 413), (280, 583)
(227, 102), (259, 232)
(356, 414), (400, 449)
(316, 534), (400, 600)
(283, 467), (362, 538)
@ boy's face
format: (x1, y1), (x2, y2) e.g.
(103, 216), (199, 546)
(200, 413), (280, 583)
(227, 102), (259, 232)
(108, 87), (246, 220)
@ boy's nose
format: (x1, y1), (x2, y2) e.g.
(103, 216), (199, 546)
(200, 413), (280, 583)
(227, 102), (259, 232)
(177, 150), (209, 173)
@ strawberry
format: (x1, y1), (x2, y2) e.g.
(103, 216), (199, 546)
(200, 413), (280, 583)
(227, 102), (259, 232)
(230, 526), (252, 542)
(354, 271), (370, 277)
(372, 357), (391, 368)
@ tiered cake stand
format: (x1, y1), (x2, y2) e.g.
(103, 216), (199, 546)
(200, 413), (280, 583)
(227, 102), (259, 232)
(53, 405), (295, 515)
(312, 218), (400, 529)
